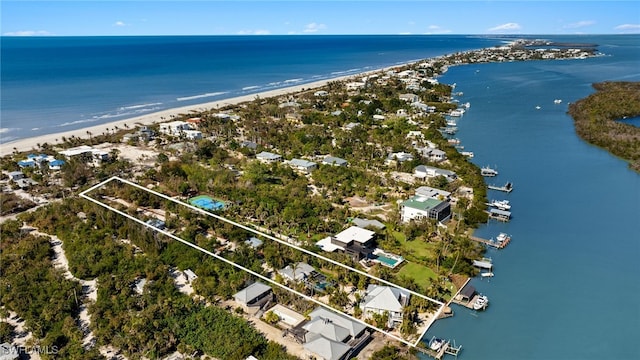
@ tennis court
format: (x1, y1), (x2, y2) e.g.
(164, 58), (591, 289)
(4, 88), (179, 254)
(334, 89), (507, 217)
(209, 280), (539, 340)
(189, 195), (226, 211)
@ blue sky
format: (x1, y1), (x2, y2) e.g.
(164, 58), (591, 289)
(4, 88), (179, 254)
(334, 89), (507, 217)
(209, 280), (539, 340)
(2, 1), (639, 36)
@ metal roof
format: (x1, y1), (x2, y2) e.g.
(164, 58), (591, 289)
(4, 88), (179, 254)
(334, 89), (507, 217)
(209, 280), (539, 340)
(233, 282), (272, 303)
(303, 335), (351, 360)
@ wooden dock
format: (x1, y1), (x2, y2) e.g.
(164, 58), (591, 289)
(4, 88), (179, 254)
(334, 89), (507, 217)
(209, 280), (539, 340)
(470, 235), (510, 249)
(417, 340), (463, 359)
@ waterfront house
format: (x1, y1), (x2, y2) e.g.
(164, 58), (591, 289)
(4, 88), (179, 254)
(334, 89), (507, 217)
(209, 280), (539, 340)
(459, 283), (476, 303)
(314, 90), (329, 97)
(415, 186), (451, 201)
(256, 151), (282, 164)
(182, 130), (203, 140)
(278, 262), (315, 282)
(59, 145), (109, 165)
(159, 121), (193, 136)
(317, 226), (376, 260)
(361, 285), (410, 328)
(300, 306), (370, 360)
(234, 281), (273, 311)
(304, 335), (351, 360)
(288, 158), (317, 173)
(322, 156), (348, 167)
(385, 152), (414, 166)
(413, 165), (457, 182)
(400, 195), (451, 223)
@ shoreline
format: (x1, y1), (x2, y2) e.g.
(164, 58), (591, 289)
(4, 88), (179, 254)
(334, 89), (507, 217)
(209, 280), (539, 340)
(0, 63), (419, 157)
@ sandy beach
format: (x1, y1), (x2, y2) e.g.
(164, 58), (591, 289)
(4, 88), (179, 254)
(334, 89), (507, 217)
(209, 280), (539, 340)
(0, 63), (415, 157)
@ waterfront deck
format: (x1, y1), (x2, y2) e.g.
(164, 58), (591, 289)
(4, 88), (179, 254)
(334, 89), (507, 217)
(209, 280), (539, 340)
(469, 235), (510, 249)
(417, 339), (462, 359)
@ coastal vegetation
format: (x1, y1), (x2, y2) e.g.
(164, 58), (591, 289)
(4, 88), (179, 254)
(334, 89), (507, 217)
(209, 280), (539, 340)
(568, 81), (640, 172)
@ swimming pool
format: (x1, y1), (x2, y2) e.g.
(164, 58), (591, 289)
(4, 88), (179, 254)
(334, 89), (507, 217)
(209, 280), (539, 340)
(373, 251), (404, 268)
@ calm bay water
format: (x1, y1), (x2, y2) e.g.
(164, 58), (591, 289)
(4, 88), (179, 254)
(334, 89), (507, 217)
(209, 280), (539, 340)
(1, 34), (639, 359)
(424, 35), (640, 360)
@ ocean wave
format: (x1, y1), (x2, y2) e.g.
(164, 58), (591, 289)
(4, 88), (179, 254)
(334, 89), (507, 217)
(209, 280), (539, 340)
(267, 81), (282, 86)
(283, 78), (303, 83)
(31, 128), (40, 131)
(59, 118), (101, 127)
(176, 92), (228, 101)
(119, 102), (162, 110)
(90, 106), (162, 120)
(242, 86), (260, 91)
(0, 128), (12, 134)
(331, 68), (361, 75)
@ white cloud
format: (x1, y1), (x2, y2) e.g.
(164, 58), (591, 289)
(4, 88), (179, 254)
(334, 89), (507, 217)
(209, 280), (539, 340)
(303, 22), (326, 33)
(564, 20), (595, 29)
(3, 30), (52, 36)
(236, 29), (271, 35)
(487, 22), (522, 32)
(425, 25), (452, 34)
(615, 24), (640, 33)
(113, 21), (127, 27)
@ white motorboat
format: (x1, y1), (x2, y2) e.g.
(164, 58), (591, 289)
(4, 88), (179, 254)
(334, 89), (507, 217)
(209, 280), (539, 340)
(481, 166), (499, 177)
(473, 295), (489, 310)
(489, 199), (511, 210)
(480, 272), (494, 278)
(461, 151), (474, 158)
(429, 337), (446, 351)
(450, 109), (465, 117)
(554, 99), (562, 104)
(496, 233), (510, 243)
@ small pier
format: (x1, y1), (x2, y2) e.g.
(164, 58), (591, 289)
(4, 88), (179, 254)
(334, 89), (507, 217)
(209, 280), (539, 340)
(487, 181), (513, 192)
(469, 235), (510, 249)
(486, 208), (511, 222)
(417, 339), (463, 360)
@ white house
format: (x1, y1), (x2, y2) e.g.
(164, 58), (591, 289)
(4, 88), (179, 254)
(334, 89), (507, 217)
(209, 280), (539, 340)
(256, 151), (282, 164)
(59, 145), (109, 165)
(361, 285), (410, 328)
(413, 165), (457, 182)
(288, 158), (317, 173)
(399, 93), (419, 103)
(346, 82), (366, 91)
(159, 121), (193, 136)
(314, 90), (329, 97)
(400, 195), (451, 223)
(415, 186), (451, 201)
(278, 262), (315, 282)
(385, 152), (414, 166)
(322, 156), (348, 167)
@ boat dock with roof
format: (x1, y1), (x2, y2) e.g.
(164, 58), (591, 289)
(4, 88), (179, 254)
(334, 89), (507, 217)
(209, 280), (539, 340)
(488, 181), (513, 193)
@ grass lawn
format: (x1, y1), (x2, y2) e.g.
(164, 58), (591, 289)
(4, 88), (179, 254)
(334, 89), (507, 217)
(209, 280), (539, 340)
(393, 231), (437, 260)
(395, 262), (437, 291)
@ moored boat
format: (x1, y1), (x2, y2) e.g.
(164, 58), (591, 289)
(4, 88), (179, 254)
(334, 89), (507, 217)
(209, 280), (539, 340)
(429, 337), (446, 351)
(488, 199), (511, 210)
(496, 232), (511, 243)
(473, 295), (489, 310)
(481, 166), (499, 177)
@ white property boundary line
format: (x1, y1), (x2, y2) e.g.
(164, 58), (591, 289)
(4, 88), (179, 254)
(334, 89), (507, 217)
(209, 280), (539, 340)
(80, 176), (444, 347)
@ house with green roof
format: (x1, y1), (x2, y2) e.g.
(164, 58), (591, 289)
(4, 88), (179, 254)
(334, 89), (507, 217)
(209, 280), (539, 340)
(400, 195), (451, 223)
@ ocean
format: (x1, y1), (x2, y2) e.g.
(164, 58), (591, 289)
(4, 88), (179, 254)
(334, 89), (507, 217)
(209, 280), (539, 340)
(1, 35), (499, 143)
(2, 34), (639, 359)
